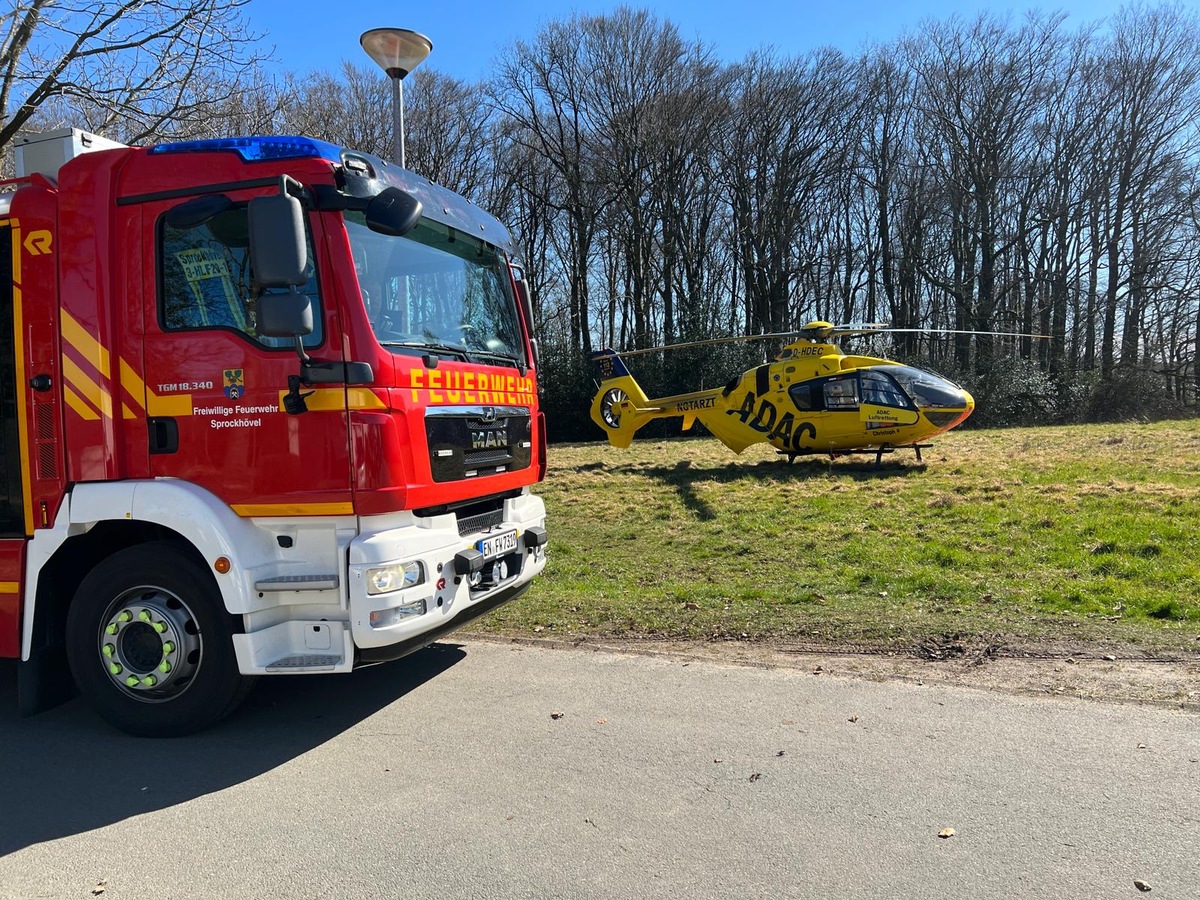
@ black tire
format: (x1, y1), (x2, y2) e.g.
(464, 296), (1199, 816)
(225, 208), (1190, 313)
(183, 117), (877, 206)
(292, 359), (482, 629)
(66, 541), (255, 737)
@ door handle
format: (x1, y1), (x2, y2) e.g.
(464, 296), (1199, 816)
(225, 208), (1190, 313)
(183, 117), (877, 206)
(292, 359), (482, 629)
(148, 417), (179, 454)
(28, 374), (51, 392)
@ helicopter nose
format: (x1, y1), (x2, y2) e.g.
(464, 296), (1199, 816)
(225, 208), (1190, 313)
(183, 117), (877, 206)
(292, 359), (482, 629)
(924, 389), (974, 432)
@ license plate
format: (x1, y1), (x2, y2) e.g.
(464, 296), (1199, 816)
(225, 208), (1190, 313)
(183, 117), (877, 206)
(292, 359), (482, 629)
(477, 529), (518, 558)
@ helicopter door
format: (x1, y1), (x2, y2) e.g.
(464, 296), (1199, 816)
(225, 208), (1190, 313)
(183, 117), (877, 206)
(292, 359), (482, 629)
(822, 375), (859, 410)
(857, 370), (920, 428)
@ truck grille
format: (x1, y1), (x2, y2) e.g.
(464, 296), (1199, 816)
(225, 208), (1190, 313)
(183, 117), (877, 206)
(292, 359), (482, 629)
(425, 405), (532, 483)
(464, 449), (511, 467)
(457, 508), (504, 536)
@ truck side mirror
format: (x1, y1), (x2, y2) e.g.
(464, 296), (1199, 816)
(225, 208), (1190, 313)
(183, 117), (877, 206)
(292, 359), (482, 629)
(249, 179), (313, 338)
(249, 190), (308, 287)
(257, 292), (313, 338)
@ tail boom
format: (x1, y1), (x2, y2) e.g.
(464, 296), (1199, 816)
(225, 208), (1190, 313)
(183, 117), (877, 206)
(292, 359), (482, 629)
(589, 349), (722, 448)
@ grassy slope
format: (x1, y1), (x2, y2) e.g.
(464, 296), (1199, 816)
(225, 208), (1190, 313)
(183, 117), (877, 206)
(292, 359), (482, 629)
(480, 420), (1200, 655)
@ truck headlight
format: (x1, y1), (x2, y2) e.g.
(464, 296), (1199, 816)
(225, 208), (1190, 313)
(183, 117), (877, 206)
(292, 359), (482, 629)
(366, 561), (424, 595)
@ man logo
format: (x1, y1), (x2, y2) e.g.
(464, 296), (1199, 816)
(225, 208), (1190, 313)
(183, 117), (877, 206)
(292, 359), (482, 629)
(471, 430), (508, 451)
(480, 407), (497, 424)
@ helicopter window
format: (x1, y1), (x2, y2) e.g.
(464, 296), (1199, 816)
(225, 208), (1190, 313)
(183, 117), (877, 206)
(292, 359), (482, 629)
(883, 365), (967, 409)
(789, 383), (819, 411)
(859, 370), (913, 409)
(823, 377), (858, 409)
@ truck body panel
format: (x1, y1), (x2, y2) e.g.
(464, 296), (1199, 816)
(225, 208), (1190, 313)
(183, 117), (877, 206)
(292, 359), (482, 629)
(0, 130), (548, 734)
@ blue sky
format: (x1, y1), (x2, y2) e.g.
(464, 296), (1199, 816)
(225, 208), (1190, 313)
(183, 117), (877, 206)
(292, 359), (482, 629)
(249, 1), (1131, 82)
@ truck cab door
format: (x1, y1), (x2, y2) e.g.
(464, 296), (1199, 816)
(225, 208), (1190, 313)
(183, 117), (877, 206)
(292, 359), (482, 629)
(140, 194), (353, 515)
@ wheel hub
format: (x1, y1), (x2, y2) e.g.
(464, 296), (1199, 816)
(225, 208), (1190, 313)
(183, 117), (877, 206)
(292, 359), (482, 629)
(99, 588), (202, 700)
(120, 621), (164, 670)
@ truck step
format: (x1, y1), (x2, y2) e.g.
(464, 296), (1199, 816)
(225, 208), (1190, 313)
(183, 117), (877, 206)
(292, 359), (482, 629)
(233, 623), (354, 676)
(265, 654), (344, 672)
(254, 574), (339, 592)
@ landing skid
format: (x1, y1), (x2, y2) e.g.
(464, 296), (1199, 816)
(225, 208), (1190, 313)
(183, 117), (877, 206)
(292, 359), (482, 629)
(778, 443), (933, 466)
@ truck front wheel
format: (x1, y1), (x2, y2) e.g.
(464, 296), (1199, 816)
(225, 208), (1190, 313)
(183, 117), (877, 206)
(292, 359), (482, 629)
(66, 542), (253, 737)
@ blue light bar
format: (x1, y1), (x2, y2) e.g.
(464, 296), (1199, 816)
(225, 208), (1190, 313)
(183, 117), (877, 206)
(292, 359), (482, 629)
(148, 136), (344, 164)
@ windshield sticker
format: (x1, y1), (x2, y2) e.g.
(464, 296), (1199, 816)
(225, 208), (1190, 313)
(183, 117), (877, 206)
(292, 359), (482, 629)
(177, 247), (247, 331)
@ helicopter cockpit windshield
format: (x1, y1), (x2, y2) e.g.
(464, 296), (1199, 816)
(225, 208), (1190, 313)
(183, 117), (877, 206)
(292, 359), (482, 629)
(787, 366), (968, 415)
(881, 365), (969, 410)
(346, 212), (524, 367)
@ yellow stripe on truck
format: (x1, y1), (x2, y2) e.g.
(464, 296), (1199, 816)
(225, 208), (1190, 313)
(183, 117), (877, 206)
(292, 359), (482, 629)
(9, 221), (34, 534)
(231, 502), (355, 517)
(61, 309), (112, 375)
(63, 385), (101, 421)
(61, 354), (112, 418)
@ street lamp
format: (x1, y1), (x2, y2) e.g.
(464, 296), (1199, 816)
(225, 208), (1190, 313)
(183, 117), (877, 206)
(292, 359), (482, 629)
(359, 27), (433, 169)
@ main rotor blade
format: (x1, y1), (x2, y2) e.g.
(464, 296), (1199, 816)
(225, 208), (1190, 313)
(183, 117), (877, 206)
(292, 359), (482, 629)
(878, 328), (1051, 339)
(605, 325), (1047, 358)
(613, 332), (800, 357)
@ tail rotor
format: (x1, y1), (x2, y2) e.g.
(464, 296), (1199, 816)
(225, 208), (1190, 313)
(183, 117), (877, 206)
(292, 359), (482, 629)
(598, 386), (629, 429)
(589, 349), (653, 447)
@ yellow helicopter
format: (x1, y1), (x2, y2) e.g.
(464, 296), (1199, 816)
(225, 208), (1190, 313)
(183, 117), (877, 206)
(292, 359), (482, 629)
(589, 322), (1016, 463)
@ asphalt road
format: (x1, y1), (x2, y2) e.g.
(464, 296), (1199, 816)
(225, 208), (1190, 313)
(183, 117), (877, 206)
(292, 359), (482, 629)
(1, 640), (1197, 899)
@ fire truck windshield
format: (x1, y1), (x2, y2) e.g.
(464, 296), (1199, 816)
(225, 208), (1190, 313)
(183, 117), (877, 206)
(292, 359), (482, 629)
(346, 212), (523, 366)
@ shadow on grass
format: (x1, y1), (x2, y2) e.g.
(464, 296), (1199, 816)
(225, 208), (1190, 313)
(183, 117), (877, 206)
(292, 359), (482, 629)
(600, 456), (927, 520)
(0, 643), (466, 856)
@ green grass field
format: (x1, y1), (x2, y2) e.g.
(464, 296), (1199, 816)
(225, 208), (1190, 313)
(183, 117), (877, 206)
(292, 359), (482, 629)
(479, 420), (1200, 656)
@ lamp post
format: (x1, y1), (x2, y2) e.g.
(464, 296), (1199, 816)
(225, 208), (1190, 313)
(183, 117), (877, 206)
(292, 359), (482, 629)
(359, 27), (433, 169)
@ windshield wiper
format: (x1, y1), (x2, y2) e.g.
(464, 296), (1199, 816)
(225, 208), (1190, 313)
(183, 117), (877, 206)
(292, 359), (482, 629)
(379, 340), (474, 362)
(470, 349), (522, 366)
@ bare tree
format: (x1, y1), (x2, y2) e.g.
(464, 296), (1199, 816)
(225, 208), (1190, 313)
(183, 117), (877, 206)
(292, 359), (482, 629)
(489, 15), (615, 355)
(1017, 26), (1103, 377)
(856, 50), (915, 345)
(1093, 3), (1200, 386)
(907, 11), (1066, 373)
(488, 120), (566, 342)
(284, 62), (390, 154)
(577, 7), (723, 348)
(402, 69), (493, 199)
(719, 48), (861, 337)
(0, 0), (267, 148)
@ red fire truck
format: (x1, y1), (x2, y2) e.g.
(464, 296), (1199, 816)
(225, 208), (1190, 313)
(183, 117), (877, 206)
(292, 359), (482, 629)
(0, 128), (548, 736)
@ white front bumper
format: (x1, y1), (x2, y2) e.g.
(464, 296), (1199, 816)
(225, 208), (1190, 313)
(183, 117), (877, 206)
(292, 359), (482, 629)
(231, 491), (546, 674)
(348, 491), (547, 651)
